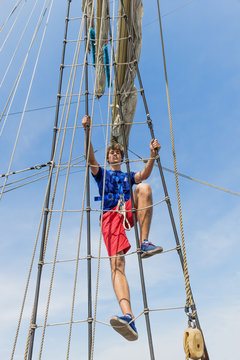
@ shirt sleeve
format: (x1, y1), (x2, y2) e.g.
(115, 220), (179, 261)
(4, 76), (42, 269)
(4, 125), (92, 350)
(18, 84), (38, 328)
(92, 167), (103, 182)
(130, 171), (136, 185)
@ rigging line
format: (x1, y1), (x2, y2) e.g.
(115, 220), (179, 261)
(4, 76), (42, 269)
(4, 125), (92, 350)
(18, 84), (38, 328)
(1, 151), (101, 191)
(0, 161), (52, 179)
(34, 11), (87, 360)
(0, 0), (55, 201)
(128, 148), (240, 197)
(0, 154), (85, 179)
(157, 0), (200, 308)
(107, 2), (156, 359)
(0, 0), (26, 52)
(163, 167), (240, 197)
(156, 2), (209, 360)
(0, 0), (41, 88)
(84, 4), (93, 359)
(90, 1), (116, 358)
(0, 0), (23, 33)
(36, 5), (94, 359)
(2, 167), (87, 194)
(143, 0), (198, 28)
(60, 88), (141, 96)
(1, 160), (86, 194)
(33, 304), (185, 328)
(10, 174), (53, 360)
(118, 0), (206, 357)
(0, 0), (50, 133)
(1, 98), (92, 117)
(64, 7), (95, 360)
(22, 2), (82, 358)
(23, 6), (87, 357)
(46, 197), (167, 213)
(44, 245), (178, 265)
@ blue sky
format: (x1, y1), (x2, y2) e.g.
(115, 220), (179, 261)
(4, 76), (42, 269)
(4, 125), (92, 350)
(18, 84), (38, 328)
(0, 0), (240, 359)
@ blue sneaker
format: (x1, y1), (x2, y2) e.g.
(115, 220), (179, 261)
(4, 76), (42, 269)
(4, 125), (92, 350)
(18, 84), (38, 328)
(110, 313), (138, 341)
(141, 239), (163, 258)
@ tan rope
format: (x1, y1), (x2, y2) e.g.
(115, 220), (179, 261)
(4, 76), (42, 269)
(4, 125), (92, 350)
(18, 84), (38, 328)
(156, 0), (195, 318)
(37, 8), (89, 360)
(90, 0), (116, 357)
(65, 4), (96, 359)
(22, 3), (88, 358)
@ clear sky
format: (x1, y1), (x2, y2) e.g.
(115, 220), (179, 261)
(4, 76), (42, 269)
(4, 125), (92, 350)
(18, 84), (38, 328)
(0, 0), (240, 359)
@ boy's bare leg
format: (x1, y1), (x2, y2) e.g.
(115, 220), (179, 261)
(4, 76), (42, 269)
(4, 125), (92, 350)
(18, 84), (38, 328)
(133, 183), (153, 244)
(110, 251), (133, 316)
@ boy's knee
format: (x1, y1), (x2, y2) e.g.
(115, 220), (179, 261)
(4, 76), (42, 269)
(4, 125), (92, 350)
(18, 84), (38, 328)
(136, 183), (152, 197)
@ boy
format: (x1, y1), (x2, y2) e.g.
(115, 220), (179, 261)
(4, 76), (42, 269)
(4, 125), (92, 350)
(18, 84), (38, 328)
(82, 115), (163, 340)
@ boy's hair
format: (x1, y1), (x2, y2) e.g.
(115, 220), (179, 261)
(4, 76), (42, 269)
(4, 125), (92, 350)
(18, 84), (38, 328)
(106, 143), (124, 162)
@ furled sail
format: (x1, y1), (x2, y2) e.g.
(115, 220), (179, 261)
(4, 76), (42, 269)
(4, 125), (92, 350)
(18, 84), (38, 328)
(82, 0), (95, 52)
(95, 0), (108, 98)
(111, 0), (143, 147)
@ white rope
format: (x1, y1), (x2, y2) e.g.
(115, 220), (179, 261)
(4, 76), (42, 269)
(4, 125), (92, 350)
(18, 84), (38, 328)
(22, 1), (87, 357)
(0, 0), (50, 132)
(1, 157), (85, 194)
(10, 161), (56, 360)
(0, 0), (41, 88)
(116, 199), (131, 230)
(0, 0), (26, 52)
(46, 197), (167, 214)
(90, 1), (116, 358)
(34, 7), (88, 360)
(0, 0), (24, 33)
(64, 4), (98, 359)
(0, 0), (54, 199)
(44, 244), (179, 264)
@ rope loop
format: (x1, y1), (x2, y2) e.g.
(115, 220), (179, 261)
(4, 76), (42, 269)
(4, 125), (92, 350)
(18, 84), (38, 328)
(185, 304), (197, 328)
(116, 199), (131, 231)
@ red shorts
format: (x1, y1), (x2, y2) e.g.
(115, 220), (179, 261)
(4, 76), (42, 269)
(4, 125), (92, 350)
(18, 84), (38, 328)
(101, 199), (137, 257)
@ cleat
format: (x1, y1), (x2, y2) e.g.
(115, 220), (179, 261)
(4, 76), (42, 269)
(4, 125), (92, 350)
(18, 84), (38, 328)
(141, 239), (163, 258)
(110, 313), (138, 341)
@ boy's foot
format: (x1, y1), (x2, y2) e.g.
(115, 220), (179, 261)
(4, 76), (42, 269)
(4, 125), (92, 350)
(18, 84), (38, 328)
(141, 239), (163, 258)
(110, 313), (138, 341)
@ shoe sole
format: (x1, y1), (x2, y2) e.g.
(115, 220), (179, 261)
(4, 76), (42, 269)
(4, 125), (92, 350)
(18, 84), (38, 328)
(110, 316), (138, 341)
(141, 246), (163, 259)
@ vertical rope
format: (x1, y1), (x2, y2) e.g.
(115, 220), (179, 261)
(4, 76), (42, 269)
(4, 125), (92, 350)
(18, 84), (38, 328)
(83, 3), (93, 358)
(23, 1), (76, 358)
(89, 0), (115, 358)
(0, 0), (23, 33)
(0, 0), (53, 199)
(155, 0), (194, 316)
(107, 1), (156, 359)
(0, 0), (26, 52)
(156, 2), (209, 359)
(0, 0), (41, 88)
(36, 9), (89, 360)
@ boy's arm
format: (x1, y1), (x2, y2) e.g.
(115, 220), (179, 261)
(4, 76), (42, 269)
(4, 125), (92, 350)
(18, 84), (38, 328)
(82, 115), (99, 176)
(134, 139), (161, 183)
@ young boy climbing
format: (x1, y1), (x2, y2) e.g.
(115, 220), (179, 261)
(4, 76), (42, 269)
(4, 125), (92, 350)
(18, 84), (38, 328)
(82, 115), (163, 341)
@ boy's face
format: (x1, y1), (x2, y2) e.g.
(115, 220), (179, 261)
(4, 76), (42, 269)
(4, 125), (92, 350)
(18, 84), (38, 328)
(108, 149), (122, 164)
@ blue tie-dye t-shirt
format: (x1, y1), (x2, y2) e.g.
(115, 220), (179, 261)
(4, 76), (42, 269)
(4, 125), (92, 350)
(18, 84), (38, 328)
(92, 167), (136, 212)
